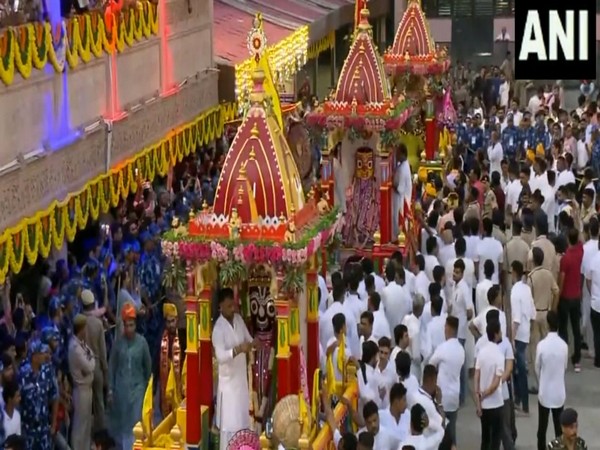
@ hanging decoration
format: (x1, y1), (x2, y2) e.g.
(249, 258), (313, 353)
(307, 31), (334, 60)
(0, 2), (159, 85)
(0, 103), (232, 283)
(235, 26), (309, 105)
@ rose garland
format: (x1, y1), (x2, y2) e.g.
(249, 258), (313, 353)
(0, 103), (230, 283)
(0, 2), (158, 86)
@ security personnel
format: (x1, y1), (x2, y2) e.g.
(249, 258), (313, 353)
(502, 114), (519, 160)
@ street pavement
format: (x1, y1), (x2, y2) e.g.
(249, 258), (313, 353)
(455, 358), (600, 449)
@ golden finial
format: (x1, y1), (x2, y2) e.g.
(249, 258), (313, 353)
(373, 229), (381, 245)
(239, 161), (248, 178)
(202, 200), (209, 211)
(398, 231), (406, 246)
(279, 211), (287, 223)
(237, 186), (245, 205)
(358, 7), (371, 30)
(250, 123), (260, 138)
(189, 210), (195, 220)
(133, 422), (144, 443)
(249, 145), (256, 160)
(170, 425), (182, 449)
(249, 68), (266, 104)
(420, 149), (427, 161)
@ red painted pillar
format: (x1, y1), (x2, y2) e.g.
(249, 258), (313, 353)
(185, 265), (201, 446)
(424, 97), (437, 161)
(306, 255), (320, 396)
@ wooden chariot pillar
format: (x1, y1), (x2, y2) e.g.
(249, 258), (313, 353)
(378, 145), (393, 244)
(289, 301), (301, 395)
(320, 144), (334, 209)
(275, 271), (292, 399)
(424, 97), (437, 161)
(184, 264), (201, 446)
(306, 253), (320, 396)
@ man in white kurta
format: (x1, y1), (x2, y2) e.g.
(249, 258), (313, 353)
(212, 288), (255, 450)
(393, 144), (413, 240)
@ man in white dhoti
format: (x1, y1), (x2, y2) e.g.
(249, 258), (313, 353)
(212, 287), (256, 450)
(393, 144), (413, 240)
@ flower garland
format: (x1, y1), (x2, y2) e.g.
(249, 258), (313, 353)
(0, 3), (158, 86)
(0, 103), (231, 283)
(162, 210), (339, 269)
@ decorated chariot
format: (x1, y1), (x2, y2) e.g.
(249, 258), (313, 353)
(305, 0), (415, 257)
(383, 0), (455, 187)
(133, 15), (358, 450)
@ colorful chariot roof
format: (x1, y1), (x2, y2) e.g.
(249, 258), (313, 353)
(306, 4), (412, 132)
(383, 0), (450, 76)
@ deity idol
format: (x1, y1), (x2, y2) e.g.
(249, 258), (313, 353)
(247, 265), (276, 423)
(342, 147), (380, 247)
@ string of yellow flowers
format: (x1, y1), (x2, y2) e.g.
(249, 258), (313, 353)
(0, 2), (158, 85)
(307, 31), (334, 61)
(0, 103), (232, 281)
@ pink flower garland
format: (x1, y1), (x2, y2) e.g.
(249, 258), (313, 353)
(161, 222), (337, 267)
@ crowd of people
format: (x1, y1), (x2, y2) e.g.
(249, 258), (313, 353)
(308, 74), (599, 450)
(0, 141), (226, 450)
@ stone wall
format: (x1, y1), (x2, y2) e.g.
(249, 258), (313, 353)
(0, 0), (218, 230)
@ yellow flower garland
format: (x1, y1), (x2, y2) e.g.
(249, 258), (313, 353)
(0, 3), (158, 85)
(0, 102), (232, 283)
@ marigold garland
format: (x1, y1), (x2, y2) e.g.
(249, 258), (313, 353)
(0, 103), (231, 283)
(0, 2), (158, 85)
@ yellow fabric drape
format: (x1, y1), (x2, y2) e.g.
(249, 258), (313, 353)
(142, 374), (154, 442)
(325, 333), (346, 397)
(166, 361), (182, 408)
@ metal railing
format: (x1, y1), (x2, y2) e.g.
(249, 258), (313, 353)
(422, 0), (514, 17)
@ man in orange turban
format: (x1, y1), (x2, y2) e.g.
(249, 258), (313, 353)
(159, 303), (182, 417)
(108, 303), (151, 450)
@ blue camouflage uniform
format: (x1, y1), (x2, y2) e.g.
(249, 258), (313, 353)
(19, 340), (58, 450)
(502, 125), (519, 160)
(517, 125), (535, 152)
(533, 125), (550, 153)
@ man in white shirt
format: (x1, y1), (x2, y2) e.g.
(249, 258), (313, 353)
(393, 144), (412, 240)
(429, 316), (464, 446)
(414, 255), (431, 301)
(555, 156), (576, 190)
(408, 365), (446, 449)
(358, 401), (400, 450)
(528, 87), (546, 115)
(475, 218), (504, 285)
(378, 383), (410, 443)
(368, 292), (391, 341)
(2, 380), (21, 437)
(487, 131), (504, 177)
(448, 258), (474, 406)
(584, 241), (600, 368)
(376, 338), (398, 408)
(581, 218), (599, 358)
(391, 324), (411, 367)
(505, 162), (523, 226)
(535, 311), (568, 450)
(422, 295), (447, 362)
(424, 237), (441, 282)
(402, 294), (425, 379)
(510, 260), (536, 414)
(474, 308), (515, 450)
(475, 259), (495, 314)
(444, 237), (476, 296)
(475, 320), (505, 449)
(320, 285), (361, 357)
(382, 264), (412, 341)
(470, 285), (507, 338)
(359, 258), (386, 297)
(345, 274), (367, 324)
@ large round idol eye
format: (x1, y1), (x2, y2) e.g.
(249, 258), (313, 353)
(267, 302), (276, 317)
(367, 160), (373, 169)
(250, 299), (259, 315)
(357, 160), (363, 169)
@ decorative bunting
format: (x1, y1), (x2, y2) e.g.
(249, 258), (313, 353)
(0, 103), (234, 283)
(0, 2), (159, 85)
